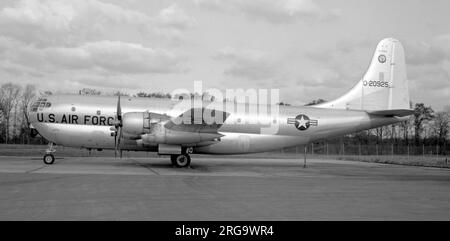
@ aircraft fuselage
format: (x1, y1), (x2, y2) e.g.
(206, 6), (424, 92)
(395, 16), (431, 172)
(29, 95), (405, 154)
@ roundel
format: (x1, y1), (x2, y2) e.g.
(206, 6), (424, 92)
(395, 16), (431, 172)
(294, 114), (310, 131)
(378, 54), (386, 63)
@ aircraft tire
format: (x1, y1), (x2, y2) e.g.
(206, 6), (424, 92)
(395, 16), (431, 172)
(43, 154), (55, 165)
(173, 154), (191, 168)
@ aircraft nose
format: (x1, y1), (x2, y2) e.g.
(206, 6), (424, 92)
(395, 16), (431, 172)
(27, 97), (39, 123)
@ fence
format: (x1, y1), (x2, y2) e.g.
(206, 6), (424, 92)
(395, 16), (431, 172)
(281, 143), (449, 157)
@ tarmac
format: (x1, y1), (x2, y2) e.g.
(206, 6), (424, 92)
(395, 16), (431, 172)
(0, 155), (449, 220)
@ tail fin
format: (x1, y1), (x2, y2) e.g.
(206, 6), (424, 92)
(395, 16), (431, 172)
(315, 38), (411, 115)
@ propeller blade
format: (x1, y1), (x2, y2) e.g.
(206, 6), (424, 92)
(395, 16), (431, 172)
(114, 131), (118, 158)
(113, 94), (122, 159)
(117, 94), (122, 124)
(117, 126), (122, 158)
(118, 125), (123, 158)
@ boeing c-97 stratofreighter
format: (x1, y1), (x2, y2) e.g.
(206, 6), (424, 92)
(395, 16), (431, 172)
(29, 38), (413, 167)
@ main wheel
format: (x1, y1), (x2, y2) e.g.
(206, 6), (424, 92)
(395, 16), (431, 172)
(43, 154), (55, 165)
(173, 154), (191, 168)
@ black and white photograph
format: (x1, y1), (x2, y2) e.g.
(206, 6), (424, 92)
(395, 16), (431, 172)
(0, 0), (449, 227)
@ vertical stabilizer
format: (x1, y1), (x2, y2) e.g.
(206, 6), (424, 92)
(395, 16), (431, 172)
(315, 38), (411, 112)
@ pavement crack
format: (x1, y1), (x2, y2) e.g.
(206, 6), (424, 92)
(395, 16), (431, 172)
(130, 159), (160, 175)
(26, 166), (47, 173)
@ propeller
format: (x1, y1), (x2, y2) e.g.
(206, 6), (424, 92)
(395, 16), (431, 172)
(114, 95), (123, 158)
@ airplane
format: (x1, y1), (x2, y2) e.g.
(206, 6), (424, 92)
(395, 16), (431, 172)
(28, 38), (413, 168)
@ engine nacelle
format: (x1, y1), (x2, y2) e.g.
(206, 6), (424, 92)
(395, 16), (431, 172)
(122, 112), (153, 136)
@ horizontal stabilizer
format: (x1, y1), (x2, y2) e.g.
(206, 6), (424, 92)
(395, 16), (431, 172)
(367, 109), (414, 117)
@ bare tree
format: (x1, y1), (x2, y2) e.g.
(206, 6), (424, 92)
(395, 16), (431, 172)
(113, 91), (129, 96)
(400, 117), (414, 145)
(0, 108), (4, 143)
(79, 88), (101, 95)
(135, 92), (172, 99)
(393, 122), (405, 144)
(375, 127), (383, 144)
(413, 103), (434, 146)
(0, 83), (22, 144)
(39, 90), (53, 96)
(21, 85), (36, 125)
(20, 84), (36, 144)
(375, 125), (393, 154)
(433, 111), (449, 153)
(384, 125), (394, 142)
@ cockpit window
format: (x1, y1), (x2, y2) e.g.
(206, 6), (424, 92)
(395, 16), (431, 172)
(30, 98), (52, 112)
(30, 102), (39, 112)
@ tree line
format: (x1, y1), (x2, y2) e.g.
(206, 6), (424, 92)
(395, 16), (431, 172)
(1, 84), (449, 154)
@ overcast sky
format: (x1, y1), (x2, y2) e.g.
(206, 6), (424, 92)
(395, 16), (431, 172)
(0, 0), (448, 110)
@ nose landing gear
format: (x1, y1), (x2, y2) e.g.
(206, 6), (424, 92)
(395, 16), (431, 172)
(43, 153), (55, 165)
(43, 142), (56, 165)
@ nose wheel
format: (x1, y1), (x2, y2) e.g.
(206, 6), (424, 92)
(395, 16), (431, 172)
(170, 154), (191, 168)
(43, 142), (56, 165)
(43, 154), (55, 165)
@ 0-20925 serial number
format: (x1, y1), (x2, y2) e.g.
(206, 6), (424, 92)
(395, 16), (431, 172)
(363, 80), (389, 88)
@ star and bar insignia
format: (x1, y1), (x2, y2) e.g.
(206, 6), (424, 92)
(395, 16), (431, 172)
(287, 114), (318, 131)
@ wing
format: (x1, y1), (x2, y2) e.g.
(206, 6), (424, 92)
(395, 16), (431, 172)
(164, 108), (230, 133)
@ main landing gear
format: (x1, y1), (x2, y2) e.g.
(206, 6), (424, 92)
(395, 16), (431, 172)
(170, 154), (191, 168)
(43, 142), (56, 165)
(170, 147), (193, 168)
